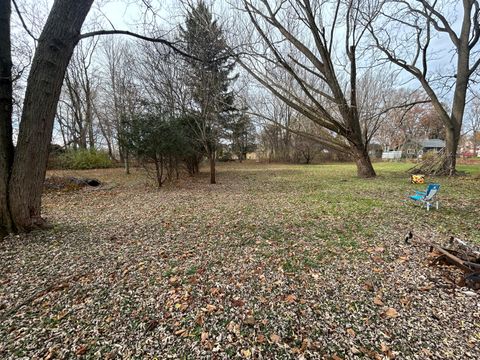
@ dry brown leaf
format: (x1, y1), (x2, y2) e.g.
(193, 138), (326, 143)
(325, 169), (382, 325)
(44, 347), (57, 360)
(168, 276), (179, 285)
(285, 294), (297, 303)
(383, 307), (399, 318)
(300, 338), (310, 352)
(75, 345), (87, 356)
(244, 316), (256, 326)
(227, 321), (241, 336)
(373, 296), (384, 306)
(381, 342), (396, 359)
(418, 284), (434, 291)
(270, 333), (281, 343)
(174, 328), (187, 336)
(360, 346), (382, 359)
(346, 328), (356, 337)
(400, 297), (412, 307)
(363, 281), (374, 292)
(241, 349), (252, 358)
(351, 346), (361, 354)
(210, 287), (220, 296)
(420, 348), (433, 356)
(205, 304), (217, 313)
(258, 296), (268, 303)
(231, 298), (245, 307)
(195, 314), (205, 325)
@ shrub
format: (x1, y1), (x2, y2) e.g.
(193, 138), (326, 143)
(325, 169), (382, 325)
(58, 149), (113, 170)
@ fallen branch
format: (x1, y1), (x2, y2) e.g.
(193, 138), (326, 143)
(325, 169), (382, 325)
(429, 244), (480, 272)
(405, 231), (480, 289)
(448, 237), (480, 263)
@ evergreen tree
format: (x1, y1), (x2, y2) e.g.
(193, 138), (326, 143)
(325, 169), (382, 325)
(229, 114), (257, 162)
(124, 111), (194, 188)
(180, 1), (237, 184)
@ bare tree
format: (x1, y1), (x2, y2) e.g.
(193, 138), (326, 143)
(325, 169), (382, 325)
(62, 38), (100, 150)
(375, 89), (445, 151)
(369, 0), (480, 175)
(0, 0), (14, 235)
(98, 38), (142, 173)
(0, 0), (202, 235)
(466, 94), (480, 156)
(236, 0), (394, 177)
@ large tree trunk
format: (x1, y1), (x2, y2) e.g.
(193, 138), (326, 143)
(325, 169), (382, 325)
(0, 0), (14, 237)
(124, 150), (130, 175)
(7, 0), (94, 232)
(444, 126), (460, 176)
(209, 154), (216, 184)
(353, 145), (376, 178)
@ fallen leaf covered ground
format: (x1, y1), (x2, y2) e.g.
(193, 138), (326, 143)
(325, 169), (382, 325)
(1, 162), (479, 359)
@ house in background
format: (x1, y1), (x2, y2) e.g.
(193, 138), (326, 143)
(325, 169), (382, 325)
(418, 139), (446, 156)
(381, 139), (445, 160)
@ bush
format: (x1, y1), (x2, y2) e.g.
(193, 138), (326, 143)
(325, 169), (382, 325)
(218, 151), (234, 162)
(58, 149), (113, 170)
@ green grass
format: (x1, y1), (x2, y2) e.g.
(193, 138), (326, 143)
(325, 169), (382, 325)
(264, 161), (480, 241)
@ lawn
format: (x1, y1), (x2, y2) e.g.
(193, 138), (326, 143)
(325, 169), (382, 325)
(1, 162), (479, 359)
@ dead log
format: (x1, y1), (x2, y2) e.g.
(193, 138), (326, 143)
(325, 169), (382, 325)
(448, 237), (480, 263)
(44, 176), (101, 191)
(429, 245), (480, 272)
(405, 231), (480, 290)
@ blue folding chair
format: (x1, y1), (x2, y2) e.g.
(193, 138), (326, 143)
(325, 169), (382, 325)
(409, 183), (440, 211)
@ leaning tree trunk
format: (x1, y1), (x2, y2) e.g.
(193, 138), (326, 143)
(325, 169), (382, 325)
(353, 145), (376, 178)
(0, 0), (14, 237)
(7, 0), (94, 232)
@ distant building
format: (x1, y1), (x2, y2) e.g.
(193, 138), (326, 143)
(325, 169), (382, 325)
(415, 139), (445, 158)
(459, 139), (480, 157)
(381, 150), (402, 160)
(381, 139), (445, 160)
(418, 139), (446, 155)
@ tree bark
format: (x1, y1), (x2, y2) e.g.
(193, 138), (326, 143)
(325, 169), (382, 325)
(0, 0), (14, 237)
(124, 150), (130, 175)
(353, 146), (376, 178)
(209, 154), (216, 184)
(7, 0), (94, 232)
(444, 126), (460, 176)
(154, 154), (162, 188)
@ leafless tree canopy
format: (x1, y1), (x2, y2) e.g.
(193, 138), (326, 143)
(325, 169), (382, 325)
(369, 0), (480, 174)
